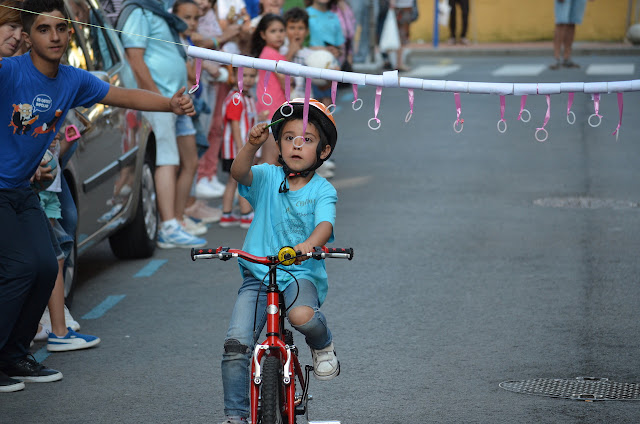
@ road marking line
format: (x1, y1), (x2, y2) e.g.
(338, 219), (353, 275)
(586, 64), (634, 75)
(492, 64), (546, 76)
(82, 295), (126, 320)
(403, 64), (461, 78)
(33, 347), (50, 364)
(134, 259), (167, 277)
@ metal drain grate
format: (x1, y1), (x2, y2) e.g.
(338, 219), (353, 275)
(499, 377), (640, 401)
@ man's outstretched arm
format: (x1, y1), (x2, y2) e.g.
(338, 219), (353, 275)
(100, 85), (195, 116)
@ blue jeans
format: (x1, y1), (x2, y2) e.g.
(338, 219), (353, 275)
(349, 0), (379, 63)
(221, 271), (332, 418)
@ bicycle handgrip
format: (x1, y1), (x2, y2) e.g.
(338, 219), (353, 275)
(324, 247), (354, 260)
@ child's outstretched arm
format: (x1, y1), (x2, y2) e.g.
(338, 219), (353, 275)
(100, 86), (195, 116)
(231, 123), (270, 187)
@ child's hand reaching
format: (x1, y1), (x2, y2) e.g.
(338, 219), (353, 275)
(170, 87), (196, 116)
(247, 123), (270, 147)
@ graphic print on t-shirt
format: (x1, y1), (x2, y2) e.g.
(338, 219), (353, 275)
(8, 94), (61, 137)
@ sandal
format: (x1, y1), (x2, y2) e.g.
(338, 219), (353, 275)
(549, 59), (562, 70)
(562, 59), (580, 68)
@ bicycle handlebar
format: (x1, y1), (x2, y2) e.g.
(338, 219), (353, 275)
(190, 246), (354, 264)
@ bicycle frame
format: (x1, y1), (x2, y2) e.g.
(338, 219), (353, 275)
(191, 245), (353, 424)
(250, 259), (308, 424)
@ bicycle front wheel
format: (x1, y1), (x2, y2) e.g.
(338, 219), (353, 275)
(261, 356), (285, 424)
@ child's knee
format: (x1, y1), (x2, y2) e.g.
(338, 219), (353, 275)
(287, 305), (314, 326)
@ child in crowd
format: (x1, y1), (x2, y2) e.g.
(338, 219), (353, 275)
(282, 7), (311, 99)
(249, 13), (288, 165)
(174, 0), (225, 226)
(250, 0), (284, 28)
(304, 0), (344, 104)
(219, 67), (258, 228)
(170, 0), (213, 238)
(217, 0), (252, 54)
(33, 133), (100, 352)
(220, 99), (340, 424)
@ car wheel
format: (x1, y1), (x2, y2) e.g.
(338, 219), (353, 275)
(108, 153), (158, 259)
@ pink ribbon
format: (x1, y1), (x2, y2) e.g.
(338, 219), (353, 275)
(188, 58), (203, 94)
(303, 78), (311, 135)
(237, 67), (244, 94)
(518, 95), (527, 121)
(612, 92), (623, 140)
(535, 94), (551, 142)
(368, 86), (382, 130)
(405, 89), (414, 122)
(452, 92), (463, 132)
(566, 92), (575, 124)
(284, 74), (291, 103)
(331, 81), (338, 105)
(497, 95), (507, 133)
(588, 93), (603, 127)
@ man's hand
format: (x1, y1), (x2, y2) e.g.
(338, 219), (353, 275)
(247, 123), (270, 147)
(170, 87), (195, 116)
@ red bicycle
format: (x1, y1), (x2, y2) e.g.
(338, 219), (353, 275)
(191, 245), (353, 424)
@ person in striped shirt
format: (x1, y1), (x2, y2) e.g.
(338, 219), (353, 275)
(219, 67), (259, 228)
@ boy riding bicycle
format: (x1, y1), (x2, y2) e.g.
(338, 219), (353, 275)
(221, 99), (339, 424)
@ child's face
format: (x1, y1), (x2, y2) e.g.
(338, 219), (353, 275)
(260, 0), (284, 14)
(260, 20), (285, 50)
(285, 20), (307, 45)
(175, 3), (201, 37)
(242, 68), (258, 90)
(23, 11), (70, 63)
(312, 0), (331, 8)
(279, 119), (330, 172)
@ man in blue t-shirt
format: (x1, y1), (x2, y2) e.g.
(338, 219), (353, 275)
(0, 0), (194, 393)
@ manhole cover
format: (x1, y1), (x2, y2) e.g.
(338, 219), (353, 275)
(500, 377), (640, 401)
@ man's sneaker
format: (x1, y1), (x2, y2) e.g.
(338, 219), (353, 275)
(157, 225), (206, 249)
(47, 328), (101, 352)
(219, 214), (240, 227)
(0, 355), (62, 383)
(240, 212), (253, 229)
(181, 215), (208, 236)
(64, 305), (80, 331)
(195, 177), (225, 199)
(322, 159), (336, 170)
(185, 200), (222, 224)
(0, 371), (25, 392)
(316, 163), (334, 179)
(311, 342), (340, 380)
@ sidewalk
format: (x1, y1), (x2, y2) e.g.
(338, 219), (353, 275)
(353, 40), (639, 73)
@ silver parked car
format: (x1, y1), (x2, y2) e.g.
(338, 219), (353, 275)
(61, 0), (160, 298)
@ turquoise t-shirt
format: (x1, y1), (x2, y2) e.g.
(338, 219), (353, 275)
(238, 164), (337, 305)
(120, 8), (187, 97)
(306, 6), (345, 48)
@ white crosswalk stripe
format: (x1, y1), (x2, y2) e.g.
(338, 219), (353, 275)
(492, 64), (547, 77)
(403, 64), (461, 78)
(585, 64), (635, 75)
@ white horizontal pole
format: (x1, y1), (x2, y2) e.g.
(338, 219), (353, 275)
(186, 46), (640, 94)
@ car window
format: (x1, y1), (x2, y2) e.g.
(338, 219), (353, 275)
(65, 0), (118, 71)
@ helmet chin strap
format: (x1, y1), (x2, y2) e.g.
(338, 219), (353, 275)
(277, 155), (321, 193)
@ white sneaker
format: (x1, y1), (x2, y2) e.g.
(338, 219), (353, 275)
(64, 305), (81, 331)
(209, 176), (227, 192)
(311, 342), (340, 380)
(157, 225), (206, 249)
(33, 323), (51, 342)
(195, 177), (224, 199)
(181, 215), (208, 236)
(185, 200), (222, 224)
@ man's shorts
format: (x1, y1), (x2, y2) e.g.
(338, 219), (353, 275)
(143, 111), (179, 166)
(555, 0), (588, 24)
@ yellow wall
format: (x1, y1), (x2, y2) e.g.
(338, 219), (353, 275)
(411, 0), (634, 43)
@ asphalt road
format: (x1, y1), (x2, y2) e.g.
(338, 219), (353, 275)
(3, 54), (640, 423)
